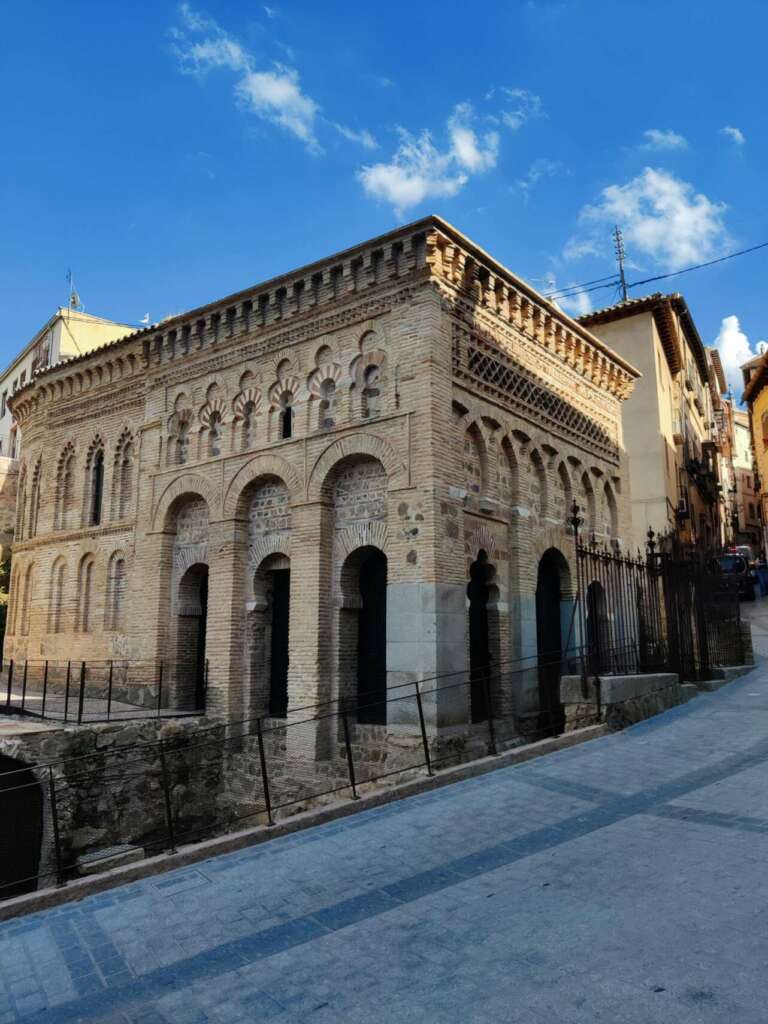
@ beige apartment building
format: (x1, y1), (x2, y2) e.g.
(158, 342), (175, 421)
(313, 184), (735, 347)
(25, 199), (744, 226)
(579, 294), (725, 550)
(5, 216), (638, 743)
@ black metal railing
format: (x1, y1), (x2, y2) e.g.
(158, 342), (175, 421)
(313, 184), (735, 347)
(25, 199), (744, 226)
(1, 658), (207, 723)
(0, 644), (611, 901)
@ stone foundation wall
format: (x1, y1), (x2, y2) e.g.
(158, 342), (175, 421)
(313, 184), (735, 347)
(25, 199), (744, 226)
(560, 672), (685, 731)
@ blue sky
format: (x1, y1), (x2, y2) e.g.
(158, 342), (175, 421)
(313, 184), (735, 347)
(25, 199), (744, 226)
(2, 0), (766, 395)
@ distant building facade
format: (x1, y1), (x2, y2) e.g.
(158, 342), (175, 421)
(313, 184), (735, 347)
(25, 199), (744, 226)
(730, 409), (761, 550)
(741, 354), (768, 555)
(5, 217), (638, 739)
(579, 294), (726, 549)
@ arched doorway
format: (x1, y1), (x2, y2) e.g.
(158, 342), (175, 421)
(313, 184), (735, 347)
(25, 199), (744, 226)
(536, 549), (569, 735)
(586, 580), (609, 674)
(356, 548), (387, 724)
(177, 563), (208, 710)
(0, 756), (43, 898)
(467, 550), (493, 723)
(249, 553), (291, 719)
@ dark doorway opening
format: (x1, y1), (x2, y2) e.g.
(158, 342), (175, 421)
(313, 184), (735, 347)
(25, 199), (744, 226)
(0, 756), (43, 900)
(269, 568), (290, 717)
(536, 549), (566, 735)
(468, 551), (492, 723)
(357, 549), (388, 725)
(177, 563), (209, 711)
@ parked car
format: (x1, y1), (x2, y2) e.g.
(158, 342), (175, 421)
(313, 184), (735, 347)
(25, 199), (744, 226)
(712, 553), (757, 600)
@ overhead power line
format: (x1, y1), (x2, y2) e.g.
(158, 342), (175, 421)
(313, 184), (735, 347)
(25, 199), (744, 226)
(544, 238), (768, 303)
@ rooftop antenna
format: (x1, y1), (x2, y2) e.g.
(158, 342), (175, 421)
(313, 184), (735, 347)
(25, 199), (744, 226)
(66, 269), (82, 311)
(613, 225), (628, 301)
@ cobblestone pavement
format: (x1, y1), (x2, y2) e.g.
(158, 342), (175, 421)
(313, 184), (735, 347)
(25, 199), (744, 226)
(2, 659), (768, 1023)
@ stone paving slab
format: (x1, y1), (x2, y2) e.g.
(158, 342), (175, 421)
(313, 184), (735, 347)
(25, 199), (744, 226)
(2, 662), (768, 1022)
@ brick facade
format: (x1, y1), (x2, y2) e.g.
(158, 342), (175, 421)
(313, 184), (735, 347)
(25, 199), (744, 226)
(6, 216), (637, 736)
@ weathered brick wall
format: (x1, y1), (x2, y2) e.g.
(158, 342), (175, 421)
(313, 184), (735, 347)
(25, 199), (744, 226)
(5, 217), (637, 739)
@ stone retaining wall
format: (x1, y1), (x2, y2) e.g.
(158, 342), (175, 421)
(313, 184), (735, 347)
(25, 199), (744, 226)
(560, 672), (685, 731)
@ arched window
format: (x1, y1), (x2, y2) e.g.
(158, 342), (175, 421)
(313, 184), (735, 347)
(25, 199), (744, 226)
(88, 449), (105, 526)
(319, 380), (336, 430)
(49, 559), (66, 633)
(105, 554), (127, 631)
(76, 556), (95, 632)
(241, 400), (256, 450)
(279, 392), (293, 440)
(207, 411), (223, 457)
(20, 564), (34, 636)
(762, 411), (768, 449)
(176, 421), (189, 464)
(362, 365), (381, 419)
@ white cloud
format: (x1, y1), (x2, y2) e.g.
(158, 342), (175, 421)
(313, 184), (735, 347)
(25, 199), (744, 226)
(447, 102), (498, 172)
(562, 236), (601, 262)
(171, 5), (322, 151)
(263, 5), (277, 17)
(358, 101), (503, 214)
(516, 157), (563, 200)
(714, 315), (760, 399)
(330, 122), (379, 150)
(640, 128), (688, 151)
(721, 125), (746, 145)
(358, 130), (468, 215)
(236, 67), (320, 151)
(498, 88), (546, 131)
(543, 273), (593, 316)
(570, 167), (729, 271)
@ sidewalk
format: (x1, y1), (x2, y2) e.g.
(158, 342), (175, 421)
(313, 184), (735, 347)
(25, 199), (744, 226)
(1, 661), (768, 1023)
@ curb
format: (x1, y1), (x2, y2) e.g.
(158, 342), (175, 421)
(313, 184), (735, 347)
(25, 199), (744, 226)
(0, 723), (607, 923)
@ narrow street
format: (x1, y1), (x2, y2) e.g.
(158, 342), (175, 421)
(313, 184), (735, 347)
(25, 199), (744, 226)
(2, 646), (768, 1022)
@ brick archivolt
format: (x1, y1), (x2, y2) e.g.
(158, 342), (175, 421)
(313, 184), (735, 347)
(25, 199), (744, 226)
(307, 432), (407, 502)
(223, 454), (303, 518)
(152, 473), (221, 532)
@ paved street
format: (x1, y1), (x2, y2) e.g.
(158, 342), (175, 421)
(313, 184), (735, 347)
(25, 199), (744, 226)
(2, 659), (768, 1023)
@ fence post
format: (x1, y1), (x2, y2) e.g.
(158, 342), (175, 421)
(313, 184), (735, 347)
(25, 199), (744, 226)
(5, 659), (12, 709)
(341, 712), (359, 799)
(414, 682), (433, 776)
(63, 661), (71, 723)
(106, 661), (114, 721)
(255, 718), (274, 826)
(77, 662), (86, 724)
(482, 672), (498, 756)
(157, 661), (164, 717)
(21, 660), (28, 714)
(158, 740), (177, 853)
(41, 660), (49, 718)
(48, 767), (65, 887)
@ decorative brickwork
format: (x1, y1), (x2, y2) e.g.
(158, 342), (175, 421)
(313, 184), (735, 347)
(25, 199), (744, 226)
(6, 216), (637, 741)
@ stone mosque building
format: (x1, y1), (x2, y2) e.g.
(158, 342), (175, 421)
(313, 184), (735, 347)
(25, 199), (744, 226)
(4, 216), (638, 739)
